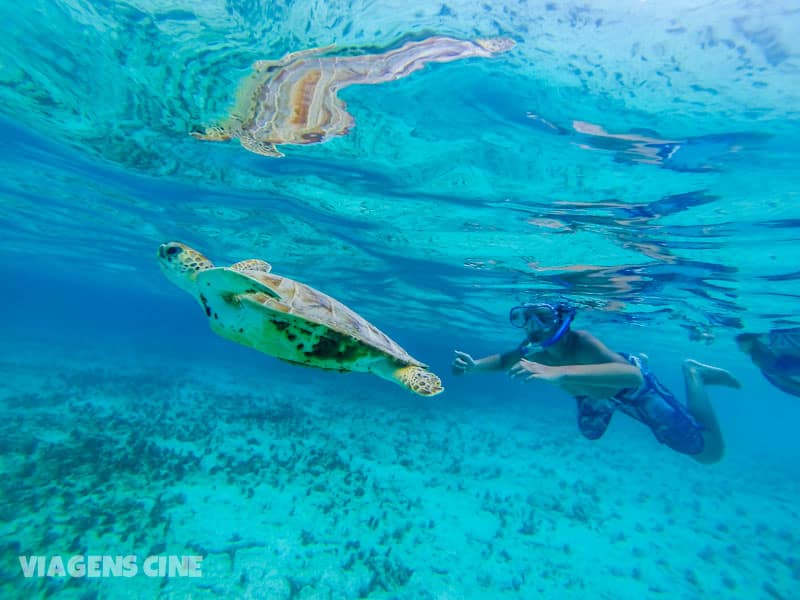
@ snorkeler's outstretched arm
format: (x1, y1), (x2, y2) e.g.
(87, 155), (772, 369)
(452, 348), (522, 375)
(510, 359), (643, 389)
(508, 330), (643, 390)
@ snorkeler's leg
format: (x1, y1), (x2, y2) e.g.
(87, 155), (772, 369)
(682, 359), (741, 464)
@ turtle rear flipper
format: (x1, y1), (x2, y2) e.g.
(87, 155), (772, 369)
(240, 136), (283, 157)
(190, 125), (233, 141)
(231, 259), (272, 273)
(254, 44), (336, 71)
(196, 267), (281, 300)
(393, 366), (444, 396)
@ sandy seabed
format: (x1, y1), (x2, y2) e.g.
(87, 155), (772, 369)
(0, 343), (797, 600)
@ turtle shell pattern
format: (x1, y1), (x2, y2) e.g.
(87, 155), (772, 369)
(230, 269), (424, 370)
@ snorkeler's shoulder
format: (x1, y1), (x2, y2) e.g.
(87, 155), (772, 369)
(570, 329), (625, 361)
(570, 329), (602, 346)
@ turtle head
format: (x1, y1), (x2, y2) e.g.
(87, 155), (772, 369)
(157, 242), (214, 293)
(735, 333), (757, 355)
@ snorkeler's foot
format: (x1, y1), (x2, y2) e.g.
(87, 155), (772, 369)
(683, 359), (742, 388)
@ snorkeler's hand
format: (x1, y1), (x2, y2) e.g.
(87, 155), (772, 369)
(508, 359), (565, 383)
(452, 350), (477, 375)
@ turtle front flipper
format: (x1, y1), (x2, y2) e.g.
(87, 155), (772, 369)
(196, 267), (281, 300)
(393, 366), (444, 396)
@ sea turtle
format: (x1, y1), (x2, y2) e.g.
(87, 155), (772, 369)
(190, 35), (515, 157)
(736, 328), (800, 397)
(157, 242), (443, 396)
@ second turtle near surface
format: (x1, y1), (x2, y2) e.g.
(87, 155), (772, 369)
(737, 328), (800, 397)
(191, 35), (515, 157)
(157, 242), (444, 396)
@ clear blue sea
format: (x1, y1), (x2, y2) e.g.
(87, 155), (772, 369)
(1, 1), (799, 598)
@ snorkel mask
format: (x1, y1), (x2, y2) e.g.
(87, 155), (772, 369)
(510, 302), (576, 349)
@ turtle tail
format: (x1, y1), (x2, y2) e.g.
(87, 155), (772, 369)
(393, 366), (444, 397)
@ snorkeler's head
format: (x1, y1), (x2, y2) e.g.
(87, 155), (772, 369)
(509, 301), (576, 347)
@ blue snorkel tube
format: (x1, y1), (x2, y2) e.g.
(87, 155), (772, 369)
(540, 304), (576, 347)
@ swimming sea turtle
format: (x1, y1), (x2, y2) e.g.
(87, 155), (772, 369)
(736, 328), (800, 397)
(190, 35), (515, 157)
(157, 242), (443, 396)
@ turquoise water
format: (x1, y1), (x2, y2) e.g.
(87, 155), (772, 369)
(1, 1), (799, 598)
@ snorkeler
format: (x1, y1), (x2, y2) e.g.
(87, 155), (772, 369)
(452, 302), (741, 464)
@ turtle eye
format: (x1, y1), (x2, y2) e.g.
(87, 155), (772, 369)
(166, 246), (181, 256)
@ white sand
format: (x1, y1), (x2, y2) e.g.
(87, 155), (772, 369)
(0, 342), (797, 599)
